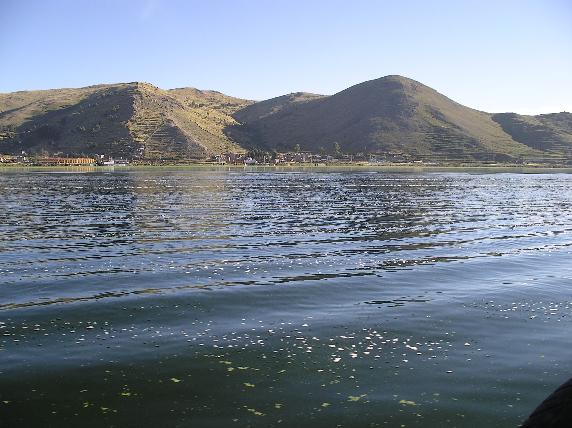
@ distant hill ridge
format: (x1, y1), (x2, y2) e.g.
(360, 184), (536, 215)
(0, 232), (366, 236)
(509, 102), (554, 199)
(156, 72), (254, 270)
(1, 75), (571, 163)
(0, 82), (251, 160)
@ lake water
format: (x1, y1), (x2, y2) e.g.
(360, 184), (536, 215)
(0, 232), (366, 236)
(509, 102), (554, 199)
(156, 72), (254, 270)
(1, 167), (571, 427)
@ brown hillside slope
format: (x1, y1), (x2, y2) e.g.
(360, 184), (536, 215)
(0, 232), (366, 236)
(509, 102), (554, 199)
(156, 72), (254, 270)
(228, 76), (559, 162)
(2, 76), (571, 162)
(492, 112), (572, 162)
(0, 83), (252, 159)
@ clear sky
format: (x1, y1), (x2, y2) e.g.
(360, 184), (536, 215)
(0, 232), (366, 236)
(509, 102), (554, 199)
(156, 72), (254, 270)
(1, 0), (571, 114)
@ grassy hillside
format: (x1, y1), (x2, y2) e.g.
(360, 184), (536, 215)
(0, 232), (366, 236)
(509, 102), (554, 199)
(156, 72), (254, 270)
(2, 76), (571, 163)
(0, 83), (252, 160)
(227, 76), (555, 162)
(233, 92), (325, 124)
(492, 112), (572, 162)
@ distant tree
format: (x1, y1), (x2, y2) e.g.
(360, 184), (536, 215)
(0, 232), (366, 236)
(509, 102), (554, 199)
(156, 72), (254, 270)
(294, 143), (301, 153)
(333, 141), (342, 156)
(247, 147), (273, 162)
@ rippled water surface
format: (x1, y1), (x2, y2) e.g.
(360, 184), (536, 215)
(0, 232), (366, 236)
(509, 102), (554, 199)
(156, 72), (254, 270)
(1, 167), (572, 427)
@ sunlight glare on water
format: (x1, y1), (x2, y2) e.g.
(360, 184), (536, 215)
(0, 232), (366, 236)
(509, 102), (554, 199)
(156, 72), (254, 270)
(1, 167), (572, 427)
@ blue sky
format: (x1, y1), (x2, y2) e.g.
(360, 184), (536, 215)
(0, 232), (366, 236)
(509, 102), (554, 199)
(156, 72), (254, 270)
(1, 0), (571, 114)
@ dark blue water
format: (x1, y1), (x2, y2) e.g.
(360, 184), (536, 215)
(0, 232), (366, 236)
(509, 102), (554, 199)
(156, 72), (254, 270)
(1, 167), (572, 427)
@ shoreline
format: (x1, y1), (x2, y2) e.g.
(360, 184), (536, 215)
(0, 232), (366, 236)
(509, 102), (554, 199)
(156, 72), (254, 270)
(2, 162), (572, 173)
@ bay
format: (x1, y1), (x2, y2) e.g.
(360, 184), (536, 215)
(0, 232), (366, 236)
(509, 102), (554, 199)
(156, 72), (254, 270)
(1, 167), (571, 427)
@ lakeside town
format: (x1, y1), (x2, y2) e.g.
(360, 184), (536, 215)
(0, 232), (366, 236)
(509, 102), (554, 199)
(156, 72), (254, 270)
(1, 150), (569, 167)
(0, 151), (426, 166)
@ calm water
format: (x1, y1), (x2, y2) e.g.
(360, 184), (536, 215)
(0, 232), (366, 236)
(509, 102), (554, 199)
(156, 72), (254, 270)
(1, 167), (572, 427)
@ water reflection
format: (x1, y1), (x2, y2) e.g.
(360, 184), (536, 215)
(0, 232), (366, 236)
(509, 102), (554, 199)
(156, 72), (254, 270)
(1, 171), (572, 310)
(1, 169), (572, 427)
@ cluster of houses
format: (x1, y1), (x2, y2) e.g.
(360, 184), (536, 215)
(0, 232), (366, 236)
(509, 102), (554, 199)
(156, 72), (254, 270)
(0, 154), (30, 164)
(211, 152), (326, 165)
(210, 151), (413, 165)
(210, 152), (326, 165)
(1, 150), (417, 166)
(0, 153), (129, 166)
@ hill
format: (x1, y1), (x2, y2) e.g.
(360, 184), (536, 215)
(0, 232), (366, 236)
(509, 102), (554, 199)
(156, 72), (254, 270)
(0, 83), (252, 160)
(1, 76), (571, 163)
(227, 75), (572, 163)
(491, 112), (572, 163)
